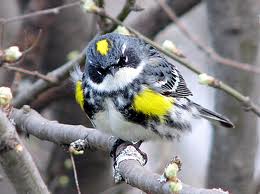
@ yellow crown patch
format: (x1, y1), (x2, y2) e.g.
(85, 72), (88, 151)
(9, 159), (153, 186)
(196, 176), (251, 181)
(96, 39), (110, 56)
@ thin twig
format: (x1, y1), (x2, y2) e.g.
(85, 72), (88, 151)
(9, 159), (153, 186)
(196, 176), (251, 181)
(90, 7), (260, 117)
(157, 0), (260, 74)
(94, 0), (108, 31)
(12, 50), (85, 108)
(0, 2), (81, 24)
(0, 30), (42, 66)
(0, 2), (79, 49)
(70, 153), (82, 194)
(117, 0), (136, 21)
(3, 65), (57, 83)
(105, 0), (136, 33)
(22, 29), (43, 56)
(131, 0), (202, 38)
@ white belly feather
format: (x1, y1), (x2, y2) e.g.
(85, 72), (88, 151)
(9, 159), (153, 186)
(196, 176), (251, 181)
(93, 99), (157, 141)
(93, 99), (186, 141)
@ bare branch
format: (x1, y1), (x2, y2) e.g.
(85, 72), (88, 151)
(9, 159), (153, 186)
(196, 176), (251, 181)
(0, 2), (81, 24)
(21, 29), (43, 57)
(70, 153), (82, 194)
(157, 0), (260, 74)
(12, 50), (85, 108)
(3, 64), (57, 83)
(106, 0), (136, 32)
(0, 110), (49, 194)
(10, 107), (229, 194)
(131, 0), (202, 38)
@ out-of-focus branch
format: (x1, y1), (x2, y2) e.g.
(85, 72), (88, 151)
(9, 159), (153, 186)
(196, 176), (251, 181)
(0, 110), (49, 194)
(157, 0), (260, 74)
(12, 50), (85, 108)
(30, 81), (72, 111)
(117, 0), (136, 21)
(10, 107), (229, 194)
(106, 0), (136, 33)
(3, 64), (57, 83)
(0, 2), (81, 24)
(88, 7), (260, 117)
(131, 0), (202, 38)
(0, 1), (80, 52)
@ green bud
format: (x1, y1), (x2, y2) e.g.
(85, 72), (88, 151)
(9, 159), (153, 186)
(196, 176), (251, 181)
(81, 0), (98, 12)
(198, 73), (215, 85)
(169, 180), (182, 193)
(162, 40), (184, 57)
(67, 50), (80, 61)
(4, 46), (22, 62)
(64, 159), (72, 170)
(0, 87), (12, 107)
(59, 175), (69, 187)
(114, 26), (131, 36)
(165, 163), (179, 180)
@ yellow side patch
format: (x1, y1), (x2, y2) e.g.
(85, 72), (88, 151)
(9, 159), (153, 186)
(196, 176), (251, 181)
(133, 89), (174, 117)
(96, 39), (110, 56)
(75, 81), (84, 110)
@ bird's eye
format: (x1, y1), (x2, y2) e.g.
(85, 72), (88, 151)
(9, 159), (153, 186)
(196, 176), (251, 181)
(117, 56), (128, 67)
(96, 67), (108, 75)
(97, 70), (102, 75)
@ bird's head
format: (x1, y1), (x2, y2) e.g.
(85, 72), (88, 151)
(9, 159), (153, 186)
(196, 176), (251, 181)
(85, 33), (143, 92)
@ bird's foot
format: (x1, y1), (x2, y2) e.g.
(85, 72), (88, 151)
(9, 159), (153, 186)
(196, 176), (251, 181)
(110, 138), (128, 159)
(69, 136), (92, 154)
(111, 139), (147, 183)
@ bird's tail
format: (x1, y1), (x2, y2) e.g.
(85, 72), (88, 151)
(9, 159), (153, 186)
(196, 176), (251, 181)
(192, 102), (234, 128)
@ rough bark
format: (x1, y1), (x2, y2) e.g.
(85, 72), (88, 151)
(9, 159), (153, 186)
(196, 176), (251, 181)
(206, 1), (259, 194)
(0, 111), (49, 194)
(10, 107), (230, 194)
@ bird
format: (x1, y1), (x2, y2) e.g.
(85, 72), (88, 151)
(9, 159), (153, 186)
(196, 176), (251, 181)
(71, 32), (234, 152)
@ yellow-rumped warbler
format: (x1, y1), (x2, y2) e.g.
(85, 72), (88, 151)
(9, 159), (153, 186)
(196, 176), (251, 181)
(72, 32), (234, 144)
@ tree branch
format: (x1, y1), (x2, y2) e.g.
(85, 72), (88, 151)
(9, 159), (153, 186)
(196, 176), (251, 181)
(0, 110), (49, 194)
(157, 0), (260, 74)
(106, 0), (136, 33)
(131, 0), (202, 38)
(12, 51), (85, 108)
(10, 106), (229, 194)
(3, 64), (57, 83)
(0, 2), (81, 24)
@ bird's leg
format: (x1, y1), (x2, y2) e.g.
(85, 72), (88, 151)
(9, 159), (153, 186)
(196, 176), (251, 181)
(112, 140), (148, 184)
(110, 139), (147, 164)
(133, 140), (147, 165)
(134, 140), (143, 148)
(110, 138), (126, 158)
(110, 138), (134, 165)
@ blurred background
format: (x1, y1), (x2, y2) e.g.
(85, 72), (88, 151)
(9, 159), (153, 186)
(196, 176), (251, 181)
(0, 0), (259, 193)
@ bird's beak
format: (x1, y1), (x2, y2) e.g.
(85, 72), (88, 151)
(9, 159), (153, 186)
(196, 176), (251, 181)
(109, 66), (119, 76)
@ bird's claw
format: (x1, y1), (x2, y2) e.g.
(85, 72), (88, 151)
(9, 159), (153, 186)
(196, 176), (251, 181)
(69, 136), (91, 154)
(112, 142), (147, 183)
